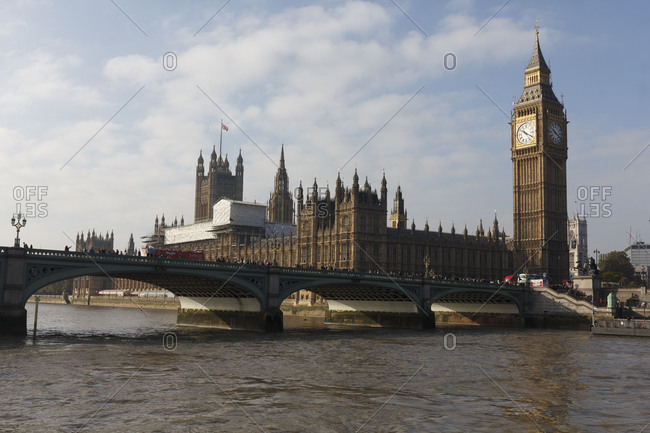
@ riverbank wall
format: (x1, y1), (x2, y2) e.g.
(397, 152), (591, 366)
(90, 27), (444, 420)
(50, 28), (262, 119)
(27, 294), (180, 310)
(27, 295), (329, 316)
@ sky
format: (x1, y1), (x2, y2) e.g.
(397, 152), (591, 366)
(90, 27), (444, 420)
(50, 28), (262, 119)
(1, 0), (649, 257)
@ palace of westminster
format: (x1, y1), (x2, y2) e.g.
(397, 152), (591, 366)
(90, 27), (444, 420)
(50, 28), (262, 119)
(73, 27), (589, 298)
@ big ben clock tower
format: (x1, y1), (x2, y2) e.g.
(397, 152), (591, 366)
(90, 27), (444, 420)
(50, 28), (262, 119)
(512, 23), (569, 284)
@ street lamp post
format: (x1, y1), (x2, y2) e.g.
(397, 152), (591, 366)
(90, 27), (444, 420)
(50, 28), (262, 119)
(423, 255), (431, 279)
(593, 249), (600, 267)
(10, 213), (27, 248)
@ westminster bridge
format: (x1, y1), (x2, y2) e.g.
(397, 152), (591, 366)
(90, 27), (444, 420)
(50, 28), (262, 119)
(0, 247), (526, 336)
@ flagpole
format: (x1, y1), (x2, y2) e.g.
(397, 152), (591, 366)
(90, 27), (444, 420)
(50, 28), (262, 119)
(219, 119), (223, 155)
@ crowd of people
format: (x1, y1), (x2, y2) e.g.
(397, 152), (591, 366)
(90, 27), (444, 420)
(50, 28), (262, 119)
(552, 284), (587, 300)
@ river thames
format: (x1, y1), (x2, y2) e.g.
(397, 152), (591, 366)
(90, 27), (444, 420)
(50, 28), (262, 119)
(0, 303), (648, 432)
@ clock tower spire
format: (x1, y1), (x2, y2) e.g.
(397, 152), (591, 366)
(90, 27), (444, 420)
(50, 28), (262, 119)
(511, 23), (569, 284)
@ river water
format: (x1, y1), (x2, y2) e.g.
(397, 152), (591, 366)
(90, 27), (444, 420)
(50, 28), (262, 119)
(0, 303), (648, 433)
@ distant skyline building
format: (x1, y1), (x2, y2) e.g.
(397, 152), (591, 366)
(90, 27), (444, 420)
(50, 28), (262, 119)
(75, 229), (114, 252)
(568, 214), (588, 274)
(72, 230), (159, 298)
(625, 242), (650, 277)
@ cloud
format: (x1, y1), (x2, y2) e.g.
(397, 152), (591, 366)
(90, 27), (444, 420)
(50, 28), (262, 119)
(0, 50), (103, 112)
(4, 1), (622, 251)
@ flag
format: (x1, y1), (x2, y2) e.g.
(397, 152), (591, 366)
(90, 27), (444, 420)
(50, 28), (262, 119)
(221, 123), (229, 131)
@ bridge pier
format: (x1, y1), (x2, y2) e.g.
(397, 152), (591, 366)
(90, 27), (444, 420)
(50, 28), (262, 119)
(0, 248), (27, 336)
(422, 311), (436, 329)
(0, 307), (27, 336)
(265, 307), (283, 332)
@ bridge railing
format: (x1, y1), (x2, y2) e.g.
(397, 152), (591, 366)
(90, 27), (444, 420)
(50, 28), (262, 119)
(24, 248), (268, 272)
(15, 247), (511, 290)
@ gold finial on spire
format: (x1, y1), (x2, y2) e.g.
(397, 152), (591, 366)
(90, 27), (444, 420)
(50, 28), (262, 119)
(535, 20), (539, 37)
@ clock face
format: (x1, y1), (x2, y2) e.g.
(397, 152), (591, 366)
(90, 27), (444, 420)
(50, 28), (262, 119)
(549, 121), (563, 144)
(516, 122), (535, 145)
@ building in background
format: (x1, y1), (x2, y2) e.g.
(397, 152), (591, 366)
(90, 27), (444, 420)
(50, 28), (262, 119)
(625, 241), (650, 279)
(145, 149), (296, 264)
(194, 146), (244, 223)
(148, 163), (511, 281)
(146, 27), (581, 287)
(72, 229), (160, 298)
(267, 144), (294, 225)
(568, 214), (588, 275)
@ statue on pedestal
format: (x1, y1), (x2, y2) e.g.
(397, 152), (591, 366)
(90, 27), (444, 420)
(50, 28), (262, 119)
(588, 257), (600, 276)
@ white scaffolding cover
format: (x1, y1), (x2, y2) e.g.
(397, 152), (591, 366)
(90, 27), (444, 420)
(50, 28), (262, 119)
(212, 199), (266, 227)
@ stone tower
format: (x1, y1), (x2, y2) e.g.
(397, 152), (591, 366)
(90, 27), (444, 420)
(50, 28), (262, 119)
(511, 23), (569, 283)
(390, 185), (407, 229)
(127, 233), (135, 255)
(194, 143), (244, 223)
(267, 144), (294, 224)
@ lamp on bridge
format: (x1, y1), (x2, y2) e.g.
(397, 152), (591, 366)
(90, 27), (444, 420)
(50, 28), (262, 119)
(10, 213), (27, 248)
(423, 255), (431, 279)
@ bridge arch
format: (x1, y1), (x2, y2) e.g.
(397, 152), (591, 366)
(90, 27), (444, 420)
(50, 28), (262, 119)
(22, 263), (266, 308)
(275, 275), (427, 328)
(279, 277), (422, 306)
(430, 287), (523, 314)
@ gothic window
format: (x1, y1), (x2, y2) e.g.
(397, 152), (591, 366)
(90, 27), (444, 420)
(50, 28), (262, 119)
(341, 244), (348, 261)
(301, 247), (308, 263)
(359, 216), (366, 232)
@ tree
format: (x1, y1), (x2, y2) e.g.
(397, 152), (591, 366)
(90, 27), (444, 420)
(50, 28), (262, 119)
(600, 271), (626, 286)
(600, 251), (637, 286)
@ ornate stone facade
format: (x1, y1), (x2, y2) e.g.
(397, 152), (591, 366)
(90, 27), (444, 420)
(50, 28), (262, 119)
(293, 171), (511, 280)
(72, 230), (160, 297)
(194, 146), (244, 223)
(511, 25), (569, 284)
(150, 163), (512, 282)
(267, 145), (294, 224)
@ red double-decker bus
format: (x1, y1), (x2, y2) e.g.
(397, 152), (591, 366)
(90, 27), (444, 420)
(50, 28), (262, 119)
(143, 247), (204, 261)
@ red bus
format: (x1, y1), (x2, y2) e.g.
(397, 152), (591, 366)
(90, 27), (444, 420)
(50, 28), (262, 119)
(143, 247), (204, 261)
